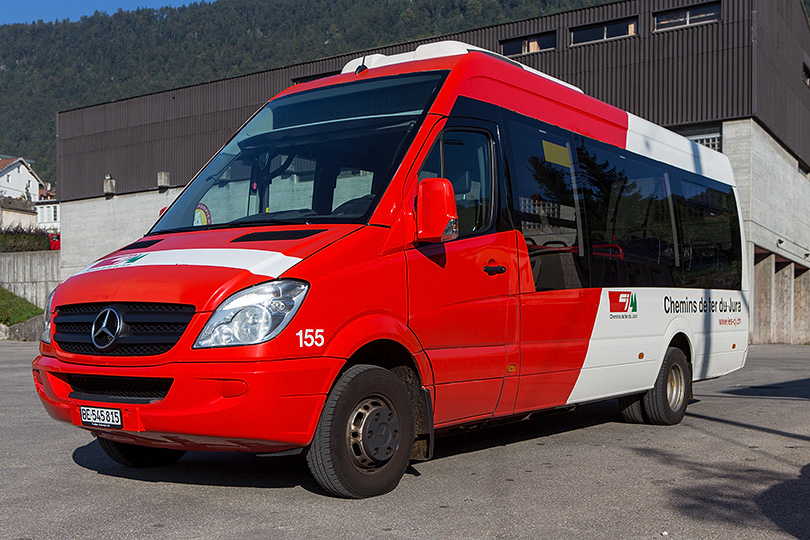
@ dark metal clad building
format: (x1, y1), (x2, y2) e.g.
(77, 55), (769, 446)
(57, 0), (810, 201)
(55, 0), (810, 344)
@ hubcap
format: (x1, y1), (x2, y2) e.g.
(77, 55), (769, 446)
(667, 363), (686, 412)
(347, 398), (400, 468)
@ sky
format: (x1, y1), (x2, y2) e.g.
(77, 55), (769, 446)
(0, 1), (199, 26)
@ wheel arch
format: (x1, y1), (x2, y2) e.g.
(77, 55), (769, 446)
(662, 317), (694, 369)
(326, 334), (434, 461)
(668, 331), (693, 365)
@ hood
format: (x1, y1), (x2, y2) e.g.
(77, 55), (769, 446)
(54, 225), (362, 312)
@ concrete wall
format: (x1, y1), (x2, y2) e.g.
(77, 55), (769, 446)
(0, 206), (37, 229)
(0, 250), (60, 308)
(59, 187), (183, 280)
(725, 119), (810, 265)
(725, 119), (810, 344)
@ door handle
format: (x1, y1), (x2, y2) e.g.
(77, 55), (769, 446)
(483, 265), (506, 275)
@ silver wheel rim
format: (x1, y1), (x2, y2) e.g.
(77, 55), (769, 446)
(667, 363), (686, 411)
(346, 396), (400, 469)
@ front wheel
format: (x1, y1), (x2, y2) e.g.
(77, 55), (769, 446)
(97, 437), (186, 468)
(306, 365), (415, 498)
(643, 347), (691, 425)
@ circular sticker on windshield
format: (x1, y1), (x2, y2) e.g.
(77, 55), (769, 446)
(194, 203), (212, 226)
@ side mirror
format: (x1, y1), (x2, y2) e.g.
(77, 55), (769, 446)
(159, 206), (167, 216)
(415, 177), (459, 243)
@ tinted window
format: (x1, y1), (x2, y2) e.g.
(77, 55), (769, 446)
(676, 177), (742, 289)
(508, 119), (587, 291)
(572, 24), (605, 45)
(501, 38), (524, 56)
(655, 2), (721, 31)
(501, 32), (556, 56)
(572, 18), (636, 45)
(503, 109), (741, 292)
(576, 139), (678, 288)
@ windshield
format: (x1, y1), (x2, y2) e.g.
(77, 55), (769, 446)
(151, 72), (447, 234)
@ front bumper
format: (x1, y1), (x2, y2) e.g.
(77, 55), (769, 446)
(32, 353), (345, 452)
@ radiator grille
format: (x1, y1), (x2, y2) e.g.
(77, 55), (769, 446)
(54, 303), (195, 356)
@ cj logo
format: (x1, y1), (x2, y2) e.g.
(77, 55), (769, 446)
(609, 291), (637, 313)
(91, 307), (123, 351)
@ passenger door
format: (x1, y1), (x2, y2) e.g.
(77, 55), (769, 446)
(406, 124), (519, 427)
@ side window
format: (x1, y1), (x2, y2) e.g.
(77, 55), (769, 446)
(508, 119), (587, 291)
(418, 130), (494, 236)
(676, 178), (742, 289)
(576, 139), (678, 288)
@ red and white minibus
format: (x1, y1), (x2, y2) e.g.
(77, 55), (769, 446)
(33, 41), (748, 498)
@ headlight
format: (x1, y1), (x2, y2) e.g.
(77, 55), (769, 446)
(41, 289), (56, 344)
(194, 280), (308, 348)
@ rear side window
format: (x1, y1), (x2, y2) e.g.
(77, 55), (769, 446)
(676, 177), (742, 289)
(418, 130), (494, 236)
(576, 139), (679, 288)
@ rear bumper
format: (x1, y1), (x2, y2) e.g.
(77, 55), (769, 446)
(32, 354), (345, 452)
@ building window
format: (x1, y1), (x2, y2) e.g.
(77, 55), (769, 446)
(571, 18), (637, 45)
(687, 133), (722, 152)
(803, 64), (810, 88)
(654, 2), (721, 31)
(501, 31), (556, 56)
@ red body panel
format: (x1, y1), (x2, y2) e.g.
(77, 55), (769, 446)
(407, 230), (520, 426)
(515, 289), (602, 413)
(34, 353), (344, 451)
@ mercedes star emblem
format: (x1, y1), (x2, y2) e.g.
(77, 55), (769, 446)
(91, 307), (122, 351)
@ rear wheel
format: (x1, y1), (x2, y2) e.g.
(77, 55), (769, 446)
(97, 437), (186, 468)
(306, 365), (415, 498)
(643, 347), (691, 425)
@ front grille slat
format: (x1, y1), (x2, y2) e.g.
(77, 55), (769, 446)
(53, 302), (195, 357)
(53, 313), (96, 325)
(53, 332), (93, 344)
(124, 312), (196, 324)
(123, 333), (187, 345)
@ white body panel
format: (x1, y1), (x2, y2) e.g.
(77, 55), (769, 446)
(72, 248), (302, 279)
(568, 288), (749, 404)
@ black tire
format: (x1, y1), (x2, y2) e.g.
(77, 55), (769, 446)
(97, 437), (186, 468)
(306, 365), (415, 498)
(643, 347), (691, 425)
(617, 393), (646, 423)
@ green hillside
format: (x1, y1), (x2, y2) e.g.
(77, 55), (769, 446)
(0, 0), (613, 187)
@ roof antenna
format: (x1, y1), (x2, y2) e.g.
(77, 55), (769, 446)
(355, 56), (368, 75)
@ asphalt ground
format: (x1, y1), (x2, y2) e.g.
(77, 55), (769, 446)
(2, 341), (808, 540)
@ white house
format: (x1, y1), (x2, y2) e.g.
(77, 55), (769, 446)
(0, 156), (56, 230)
(0, 156), (44, 202)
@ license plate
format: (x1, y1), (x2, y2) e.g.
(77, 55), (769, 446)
(80, 406), (122, 429)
